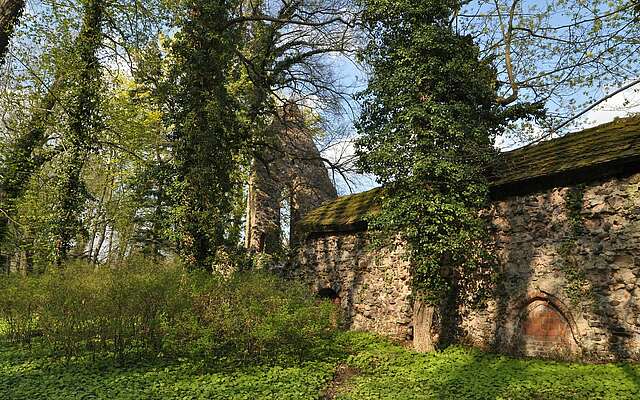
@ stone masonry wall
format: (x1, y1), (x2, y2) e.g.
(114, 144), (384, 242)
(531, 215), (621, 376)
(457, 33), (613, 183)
(293, 232), (413, 340)
(295, 171), (640, 361)
(462, 171), (640, 361)
(245, 106), (337, 253)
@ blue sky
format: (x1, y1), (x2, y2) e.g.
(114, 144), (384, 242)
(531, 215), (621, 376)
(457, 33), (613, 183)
(321, 0), (640, 194)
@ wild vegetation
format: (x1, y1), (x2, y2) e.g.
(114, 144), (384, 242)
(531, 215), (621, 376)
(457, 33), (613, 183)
(3, 320), (640, 399)
(1, 0), (640, 397)
(0, 261), (336, 362)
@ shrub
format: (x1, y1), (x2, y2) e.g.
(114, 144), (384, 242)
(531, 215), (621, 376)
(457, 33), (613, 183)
(186, 272), (337, 363)
(0, 259), (339, 363)
(34, 259), (190, 358)
(0, 274), (43, 344)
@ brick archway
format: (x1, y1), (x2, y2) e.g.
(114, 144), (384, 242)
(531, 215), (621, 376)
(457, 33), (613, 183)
(513, 291), (580, 358)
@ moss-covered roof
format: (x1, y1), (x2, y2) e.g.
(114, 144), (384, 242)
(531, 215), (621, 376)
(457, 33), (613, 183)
(298, 187), (383, 233)
(494, 116), (640, 187)
(299, 116), (640, 233)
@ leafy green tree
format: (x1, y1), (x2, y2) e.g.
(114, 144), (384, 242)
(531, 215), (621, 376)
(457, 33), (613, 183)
(0, 84), (58, 272)
(51, 0), (105, 264)
(167, 0), (247, 270)
(356, 0), (524, 347)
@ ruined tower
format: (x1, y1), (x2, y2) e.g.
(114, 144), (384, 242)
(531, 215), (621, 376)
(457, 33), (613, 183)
(245, 104), (337, 253)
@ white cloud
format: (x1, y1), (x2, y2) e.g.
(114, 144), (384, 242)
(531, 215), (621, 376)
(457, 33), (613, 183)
(574, 85), (640, 129)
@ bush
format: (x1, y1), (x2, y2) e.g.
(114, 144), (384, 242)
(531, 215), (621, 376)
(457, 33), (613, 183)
(35, 259), (190, 358)
(186, 272), (336, 363)
(0, 274), (43, 344)
(0, 259), (338, 363)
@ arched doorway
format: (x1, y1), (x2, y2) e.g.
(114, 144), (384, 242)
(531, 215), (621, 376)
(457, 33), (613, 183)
(519, 298), (578, 357)
(317, 287), (341, 306)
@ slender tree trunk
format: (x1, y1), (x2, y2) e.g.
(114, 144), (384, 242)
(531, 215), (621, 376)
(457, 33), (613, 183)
(92, 181), (112, 264)
(24, 248), (33, 274)
(88, 180), (109, 262)
(412, 283), (460, 352)
(106, 225), (114, 265)
(53, 0), (104, 264)
(0, 0), (25, 63)
(413, 300), (437, 352)
(92, 221), (108, 264)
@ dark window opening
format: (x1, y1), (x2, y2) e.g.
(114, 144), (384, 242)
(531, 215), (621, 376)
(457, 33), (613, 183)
(317, 288), (341, 305)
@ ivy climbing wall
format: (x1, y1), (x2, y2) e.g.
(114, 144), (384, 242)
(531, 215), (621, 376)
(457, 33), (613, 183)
(295, 171), (640, 361)
(461, 171), (640, 361)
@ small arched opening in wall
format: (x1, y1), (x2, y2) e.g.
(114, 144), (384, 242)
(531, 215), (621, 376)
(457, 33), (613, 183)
(317, 287), (341, 306)
(514, 292), (581, 359)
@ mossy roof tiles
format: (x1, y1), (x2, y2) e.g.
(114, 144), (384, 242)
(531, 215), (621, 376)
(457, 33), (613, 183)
(298, 187), (383, 233)
(494, 115), (640, 186)
(299, 116), (640, 233)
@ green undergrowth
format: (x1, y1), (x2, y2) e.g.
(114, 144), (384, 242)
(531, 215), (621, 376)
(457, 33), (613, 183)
(4, 332), (640, 399)
(0, 343), (337, 399)
(337, 335), (640, 400)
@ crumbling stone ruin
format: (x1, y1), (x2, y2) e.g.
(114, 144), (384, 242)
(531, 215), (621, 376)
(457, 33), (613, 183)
(245, 104), (337, 253)
(293, 116), (640, 362)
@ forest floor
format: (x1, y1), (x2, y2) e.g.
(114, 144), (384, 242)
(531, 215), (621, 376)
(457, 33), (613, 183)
(3, 331), (640, 400)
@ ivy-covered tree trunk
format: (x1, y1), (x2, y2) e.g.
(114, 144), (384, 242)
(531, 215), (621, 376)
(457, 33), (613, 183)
(0, 0), (24, 63)
(168, 0), (245, 270)
(52, 0), (104, 264)
(0, 80), (59, 272)
(356, 0), (508, 349)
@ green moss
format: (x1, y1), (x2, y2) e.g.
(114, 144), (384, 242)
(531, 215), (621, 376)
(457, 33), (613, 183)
(495, 116), (640, 186)
(297, 188), (383, 232)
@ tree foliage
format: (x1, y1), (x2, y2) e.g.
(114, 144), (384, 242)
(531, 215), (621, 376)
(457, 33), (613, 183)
(166, 0), (246, 270)
(0, 0), (357, 272)
(457, 0), (640, 137)
(356, 0), (511, 305)
(1, 0), (636, 276)
(51, 0), (105, 264)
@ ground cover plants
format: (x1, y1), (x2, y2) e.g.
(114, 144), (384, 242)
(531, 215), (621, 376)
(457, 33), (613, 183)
(337, 335), (640, 400)
(3, 331), (640, 399)
(2, 263), (640, 400)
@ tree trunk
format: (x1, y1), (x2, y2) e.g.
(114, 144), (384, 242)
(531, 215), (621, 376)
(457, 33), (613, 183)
(413, 300), (437, 352)
(413, 284), (460, 352)
(0, 0), (25, 62)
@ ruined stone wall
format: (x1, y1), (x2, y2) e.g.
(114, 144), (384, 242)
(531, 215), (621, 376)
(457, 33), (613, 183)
(293, 232), (413, 340)
(245, 106), (337, 253)
(462, 171), (640, 361)
(295, 171), (640, 361)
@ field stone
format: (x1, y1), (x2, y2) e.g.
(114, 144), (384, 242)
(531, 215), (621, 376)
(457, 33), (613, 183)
(293, 171), (640, 361)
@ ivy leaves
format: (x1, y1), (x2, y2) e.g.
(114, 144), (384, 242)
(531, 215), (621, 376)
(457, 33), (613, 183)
(356, 0), (508, 303)
(167, 0), (246, 270)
